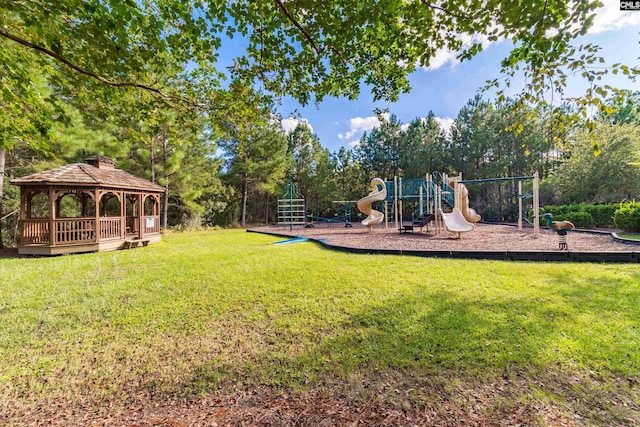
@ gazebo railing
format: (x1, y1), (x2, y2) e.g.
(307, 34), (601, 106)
(55, 219), (96, 244)
(100, 217), (122, 240)
(144, 215), (161, 234)
(20, 219), (50, 245)
(20, 216), (156, 246)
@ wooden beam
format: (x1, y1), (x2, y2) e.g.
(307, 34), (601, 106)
(95, 189), (100, 242)
(49, 188), (56, 246)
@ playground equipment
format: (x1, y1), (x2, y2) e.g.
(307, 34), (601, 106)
(278, 183), (306, 231)
(354, 173), (471, 236)
(449, 179), (481, 223)
(277, 183), (358, 230)
(542, 213), (575, 250)
(458, 173), (540, 238)
(438, 208), (475, 239)
(403, 213), (435, 233)
(355, 171), (540, 239)
(357, 178), (387, 231)
(387, 172), (478, 237)
(306, 201), (354, 228)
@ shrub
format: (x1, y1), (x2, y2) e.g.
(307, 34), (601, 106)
(564, 211), (594, 229)
(584, 204), (618, 228)
(481, 206), (502, 222)
(541, 207), (570, 223)
(614, 202), (640, 232)
(542, 203), (620, 228)
(541, 204), (581, 218)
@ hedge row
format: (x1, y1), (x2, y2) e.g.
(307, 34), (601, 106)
(613, 203), (640, 232)
(541, 202), (640, 232)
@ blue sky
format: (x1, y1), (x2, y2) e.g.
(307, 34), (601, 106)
(277, 1), (640, 153)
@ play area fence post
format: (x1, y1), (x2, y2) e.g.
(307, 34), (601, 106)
(518, 180), (523, 231)
(399, 177), (403, 228)
(426, 173), (432, 215)
(435, 185), (441, 234)
(384, 201), (389, 230)
(394, 176), (398, 230)
(533, 172), (540, 238)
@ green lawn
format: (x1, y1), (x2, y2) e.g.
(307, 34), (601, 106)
(1, 229), (639, 425)
(619, 233), (640, 241)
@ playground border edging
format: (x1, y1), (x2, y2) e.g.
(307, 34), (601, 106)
(248, 228), (640, 263)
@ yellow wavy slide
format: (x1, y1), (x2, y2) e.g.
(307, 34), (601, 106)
(357, 178), (387, 230)
(449, 179), (481, 223)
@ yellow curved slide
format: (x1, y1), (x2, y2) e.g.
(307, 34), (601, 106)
(449, 180), (481, 223)
(357, 178), (387, 230)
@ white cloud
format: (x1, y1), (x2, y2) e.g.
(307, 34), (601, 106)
(338, 113), (390, 141)
(589, 0), (640, 33)
(547, 1), (640, 37)
(342, 115), (455, 147)
(422, 32), (498, 71)
(281, 117), (313, 134)
(435, 117), (455, 135)
(424, 49), (459, 70)
(403, 116), (455, 134)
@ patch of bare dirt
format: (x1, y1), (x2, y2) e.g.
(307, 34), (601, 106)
(3, 382), (580, 427)
(7, 367), (638, 427)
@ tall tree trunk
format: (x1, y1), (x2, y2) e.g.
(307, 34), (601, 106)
(150, 137), (156, 184)
(0, 147), (5, 248)
(7, 149), (14, 180)
(240, 173), (248, 226)
(161, 133), (169, 229)
(162, 186), (169, 229)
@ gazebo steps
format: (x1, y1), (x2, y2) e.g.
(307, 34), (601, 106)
(123, 238), (150, 249)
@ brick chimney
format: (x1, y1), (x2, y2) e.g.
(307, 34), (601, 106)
(85, 155), (116, 170)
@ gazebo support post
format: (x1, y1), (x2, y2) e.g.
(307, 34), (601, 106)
(94, 189), (100, 243)
(24, 192), (29, 220)
(49, 188), (56, 246)
(120, 191), (126, 240)
(138, 195), (144, 239)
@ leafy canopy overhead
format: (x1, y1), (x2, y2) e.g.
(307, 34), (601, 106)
(1, 0), (607, 109)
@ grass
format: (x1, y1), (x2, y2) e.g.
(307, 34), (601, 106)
(1, 229), (640, 425)
(618, 233), (640, 240)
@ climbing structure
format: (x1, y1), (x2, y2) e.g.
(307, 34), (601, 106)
(278, 183), (306, 231)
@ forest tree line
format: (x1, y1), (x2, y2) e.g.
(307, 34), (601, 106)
(3, 1), (639, 247)
(2, 90), (639, 246)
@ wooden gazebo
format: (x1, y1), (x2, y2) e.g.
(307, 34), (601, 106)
(11, 156), (164, 255)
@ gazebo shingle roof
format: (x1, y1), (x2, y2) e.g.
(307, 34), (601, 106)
(11, 163), (165, 192)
